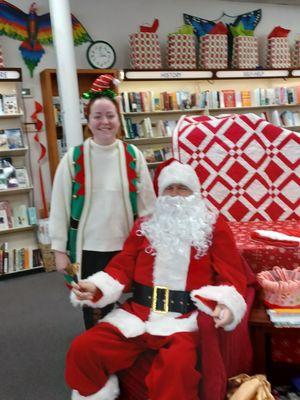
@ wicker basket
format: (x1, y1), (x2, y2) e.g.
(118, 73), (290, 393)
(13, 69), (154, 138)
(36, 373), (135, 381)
(38, 243), (56, 272)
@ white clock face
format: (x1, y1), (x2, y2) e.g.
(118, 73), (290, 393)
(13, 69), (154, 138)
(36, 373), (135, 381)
(87, 41), (116, 69)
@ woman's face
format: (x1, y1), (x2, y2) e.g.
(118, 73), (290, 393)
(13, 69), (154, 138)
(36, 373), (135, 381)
(88, 98), (120, 145)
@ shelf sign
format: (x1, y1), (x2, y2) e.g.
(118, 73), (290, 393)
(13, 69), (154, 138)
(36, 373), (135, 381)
(0, 70), (21, 80)
(291, 70), (300, 77)
(124, 70), (213, 80)
(216, 70), (289, 79)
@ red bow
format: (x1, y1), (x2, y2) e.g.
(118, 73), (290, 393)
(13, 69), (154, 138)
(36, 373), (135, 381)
(31, 101), (48, 218)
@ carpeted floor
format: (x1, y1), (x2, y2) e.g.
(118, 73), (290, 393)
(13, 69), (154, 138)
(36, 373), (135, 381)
(0, 271), (83, 400)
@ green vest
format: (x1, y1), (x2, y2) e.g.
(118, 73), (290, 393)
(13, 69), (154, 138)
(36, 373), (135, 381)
(67, 142), (138, 263)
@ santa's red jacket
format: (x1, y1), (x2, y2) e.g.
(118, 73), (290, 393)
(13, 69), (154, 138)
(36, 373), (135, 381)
(71, 215), (247, 338)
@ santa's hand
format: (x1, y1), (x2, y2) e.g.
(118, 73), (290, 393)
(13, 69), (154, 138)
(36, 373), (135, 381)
(72, 281), (99, 301)
(212, 304), (233, 328)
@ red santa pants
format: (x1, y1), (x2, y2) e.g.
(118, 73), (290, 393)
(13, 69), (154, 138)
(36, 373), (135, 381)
(66, 322), (201, 400)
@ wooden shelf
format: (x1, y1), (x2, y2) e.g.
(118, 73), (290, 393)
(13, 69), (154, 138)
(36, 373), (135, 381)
(122, 105), (300, 117)
(2, 266), (44, 276)
(284, 125), (300, 131)
(0, 113), (23, 119)
(0, 147), (28, 157)
(123, 68), (299, 81)
(0, 266), (44, 280)
(124, 137), (172, 145)
(147, 161), (163, 168)
(122, 108), (205, 116)
(209, 104), (300, 112)
(0, 225), (36, 235)
(0, 186), (33, 195)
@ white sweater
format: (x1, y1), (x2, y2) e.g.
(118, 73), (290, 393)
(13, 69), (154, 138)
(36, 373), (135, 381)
(49, 138), (155, 274)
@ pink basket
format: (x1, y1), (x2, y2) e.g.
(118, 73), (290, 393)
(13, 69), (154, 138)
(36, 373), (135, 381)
(257, 266), (300, 308)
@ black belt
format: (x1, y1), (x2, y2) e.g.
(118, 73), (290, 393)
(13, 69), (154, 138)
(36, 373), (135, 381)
(132, 282), (196, 314)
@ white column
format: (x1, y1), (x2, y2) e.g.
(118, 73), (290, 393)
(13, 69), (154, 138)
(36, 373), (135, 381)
(49, 0), (82, 147)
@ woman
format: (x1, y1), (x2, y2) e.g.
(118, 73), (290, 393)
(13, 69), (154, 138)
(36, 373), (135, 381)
(49, 74), (156, 329)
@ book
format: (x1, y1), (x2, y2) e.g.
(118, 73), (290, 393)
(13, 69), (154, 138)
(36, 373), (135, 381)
(3, 93), (18, 114)
(0, 201), (13, 228)
(13, 204), (29, 227)
(2, 242), (9, 273)
(142, 148), (156, 163)
(27, 207), (37, 225)
(222, 90), (236, 108)
(0, 248), (3, 274)
(0, 209), (9, 230)
(0, 157), (18, 189)
(15, 167), (30, 188)
(0, 130), (9, 151)
(241, 91), (251, 107)
(5, 128), (24, 149)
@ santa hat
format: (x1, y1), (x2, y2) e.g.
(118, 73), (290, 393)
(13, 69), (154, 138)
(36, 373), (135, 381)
(153, 158), (201, 196)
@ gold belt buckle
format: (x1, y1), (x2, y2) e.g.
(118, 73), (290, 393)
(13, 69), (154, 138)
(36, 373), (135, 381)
(152, 285), (169, 313)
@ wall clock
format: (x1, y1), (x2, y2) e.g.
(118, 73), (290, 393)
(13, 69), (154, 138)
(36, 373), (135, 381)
(86, 41), (116, 69)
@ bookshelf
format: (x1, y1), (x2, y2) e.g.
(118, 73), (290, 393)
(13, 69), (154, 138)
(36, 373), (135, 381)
(40, 68), (120, 181)
(0, 68), (42, 278)
(40, 68), (300, 177)
(120, 69), (300, 168)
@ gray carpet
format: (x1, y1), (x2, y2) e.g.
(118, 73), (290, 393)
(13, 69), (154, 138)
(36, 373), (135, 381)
(0, 271), (84, 400)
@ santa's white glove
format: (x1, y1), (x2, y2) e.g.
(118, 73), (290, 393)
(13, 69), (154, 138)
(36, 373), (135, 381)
(212, 304), (233, 328)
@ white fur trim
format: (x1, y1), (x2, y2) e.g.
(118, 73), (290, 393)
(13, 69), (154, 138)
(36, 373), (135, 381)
(152, 246), (190, 290)
(145, 311), (198, 336)
(191, 285), (246, 331)
(158, 161), (200, 195)
(255, 230), (300, 243)
(70, 272), (124, 308)
(71, 375), (119, 400)
(101, 308), (146, 338)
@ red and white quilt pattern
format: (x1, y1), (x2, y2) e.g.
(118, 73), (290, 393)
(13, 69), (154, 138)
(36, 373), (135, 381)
(172, 113), (300, 221)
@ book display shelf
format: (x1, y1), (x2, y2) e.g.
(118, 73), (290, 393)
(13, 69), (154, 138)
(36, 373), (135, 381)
(0, 68), (42, 278)
(120, 69), (300, 170)
(40, 68), (300, 178)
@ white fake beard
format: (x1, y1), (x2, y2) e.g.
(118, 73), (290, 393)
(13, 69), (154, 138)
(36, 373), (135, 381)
(139, 195), (217, 259)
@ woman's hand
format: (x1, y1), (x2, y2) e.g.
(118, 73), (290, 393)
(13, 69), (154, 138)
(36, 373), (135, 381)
(72, 281), (99, 301)
(212, 304), (233, 328)
(54, 251), (71, 273)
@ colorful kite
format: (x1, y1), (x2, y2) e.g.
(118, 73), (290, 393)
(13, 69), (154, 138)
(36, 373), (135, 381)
(0, 1), (92, 76)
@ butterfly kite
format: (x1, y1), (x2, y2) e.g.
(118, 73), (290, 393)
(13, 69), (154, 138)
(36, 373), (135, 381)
(183, 9), (262, 64)
(0, 1), (92, 77)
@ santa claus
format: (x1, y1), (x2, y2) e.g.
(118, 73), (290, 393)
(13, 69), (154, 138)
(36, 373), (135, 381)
(66, 159), (247, 400)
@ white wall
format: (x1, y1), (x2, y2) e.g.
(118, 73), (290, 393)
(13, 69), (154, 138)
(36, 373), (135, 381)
(1, 0), (300, 210)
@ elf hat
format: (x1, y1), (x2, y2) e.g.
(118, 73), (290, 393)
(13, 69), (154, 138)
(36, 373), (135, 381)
(83, 74), (120, 100)
(90, 74), (120, 94)
(153, 158), (201, 196)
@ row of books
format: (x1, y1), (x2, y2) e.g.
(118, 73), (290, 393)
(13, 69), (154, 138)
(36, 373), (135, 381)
(121, 86), (300, 113)
(267, 308), (300, 328)
(0, 242), (42, 274)
(0, 93), (18, 115)
(268, 110), (300, 127)
(0, 157), (30, 190)
(142, 145), (172, 164)
(124, 117), (177, 139)
(52, 96), (87, 126)
(0, 201), (37, 231)
(57, 136), (68, 160)
(0, 128), (24, 150)
(206, 86), (300, 109)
